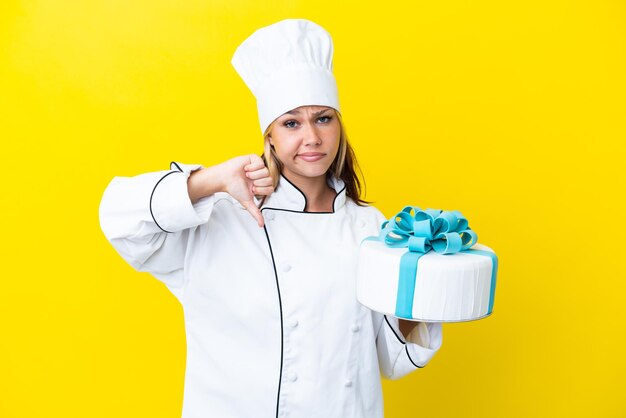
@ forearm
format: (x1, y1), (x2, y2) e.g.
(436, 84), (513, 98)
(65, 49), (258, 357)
(187, 164), (225, 203)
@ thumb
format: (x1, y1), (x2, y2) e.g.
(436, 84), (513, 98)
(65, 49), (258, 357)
(241, 199), (264, 228)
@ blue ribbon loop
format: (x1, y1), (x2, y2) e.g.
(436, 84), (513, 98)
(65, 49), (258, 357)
(372, 206), (496, 319)
(379, 206), (477, 256)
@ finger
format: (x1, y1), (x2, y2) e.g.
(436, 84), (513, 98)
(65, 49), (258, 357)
(244, 154), (266, 172)
(252, 186), (274, 196)
(249, 154), (264, 165)
(253, 177), (273, 187)
(247, 167), (270, 180)
(244, 161), (265, 171)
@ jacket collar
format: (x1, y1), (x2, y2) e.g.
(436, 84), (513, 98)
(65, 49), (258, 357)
(261, 174), (347, 213)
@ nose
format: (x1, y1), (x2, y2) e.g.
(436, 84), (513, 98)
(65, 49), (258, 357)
(302, 123), (322, 147)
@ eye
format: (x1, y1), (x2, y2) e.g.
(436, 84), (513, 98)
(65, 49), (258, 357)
(317, 116), (332, 123)
(284, 120), (298, 128)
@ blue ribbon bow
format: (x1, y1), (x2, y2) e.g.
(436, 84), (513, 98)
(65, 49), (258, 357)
(378, 206), (478, 255)
(369, 206), (497, 319)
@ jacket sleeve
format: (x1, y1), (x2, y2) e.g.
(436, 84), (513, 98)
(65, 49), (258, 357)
(375, 313), (443, 380)
(98, 162), (215, 296)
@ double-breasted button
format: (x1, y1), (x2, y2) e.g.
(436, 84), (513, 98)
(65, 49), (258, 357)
(344, 379), (353, 387)
(265, 211), (275, 221)
(351, 324), (360, 332)
(282, 264), (292, 272)
(287, 372), (298, 382)
(288, 319), (299, 328)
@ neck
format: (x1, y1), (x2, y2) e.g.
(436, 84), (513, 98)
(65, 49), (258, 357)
(282, 171), (336, 212)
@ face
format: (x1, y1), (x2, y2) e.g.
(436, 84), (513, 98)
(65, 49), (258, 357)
(268, 105), (341, 181)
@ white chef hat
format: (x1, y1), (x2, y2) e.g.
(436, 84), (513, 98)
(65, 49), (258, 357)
(231, 19), (340, 134)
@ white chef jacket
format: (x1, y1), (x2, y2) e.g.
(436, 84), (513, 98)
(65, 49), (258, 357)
(99, 162), (443, 418)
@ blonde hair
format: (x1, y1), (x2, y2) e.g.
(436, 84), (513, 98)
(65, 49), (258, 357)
(259, 110), (368, 206)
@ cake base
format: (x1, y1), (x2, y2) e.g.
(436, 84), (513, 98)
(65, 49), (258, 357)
(357, 242), (497, 323)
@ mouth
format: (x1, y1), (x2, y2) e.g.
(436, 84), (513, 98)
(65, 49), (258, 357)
(297, 152), (326, 162)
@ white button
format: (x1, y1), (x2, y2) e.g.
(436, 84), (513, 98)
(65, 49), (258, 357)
(344, 379), (353, 387)
(289, 319), (299, 328)
(351, 324), (360, 332)
(265, 212), (275, 221)
(287, 372), (298, 382)
(357, 219), (366, 228)
(282, 264), (292, 272)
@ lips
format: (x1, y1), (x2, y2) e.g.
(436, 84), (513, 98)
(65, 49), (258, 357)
(297, 153), (326, 162)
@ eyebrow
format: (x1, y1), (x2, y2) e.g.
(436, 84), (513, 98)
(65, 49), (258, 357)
(285, 108), (332, 116)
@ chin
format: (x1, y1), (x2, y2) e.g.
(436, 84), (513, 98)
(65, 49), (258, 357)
(299, 170), (328, 179)
(289, 164), (331, 179)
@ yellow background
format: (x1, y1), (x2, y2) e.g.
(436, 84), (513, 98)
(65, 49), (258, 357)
(1, 0), (625, 417)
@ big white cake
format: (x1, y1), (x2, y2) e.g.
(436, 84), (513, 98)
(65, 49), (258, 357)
(356, 207), (498, 322)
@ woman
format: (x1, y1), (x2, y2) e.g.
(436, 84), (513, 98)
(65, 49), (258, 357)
(99, 19), (442, 418)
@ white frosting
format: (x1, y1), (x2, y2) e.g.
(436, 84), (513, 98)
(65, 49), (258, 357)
(356, 241), (496, 322)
